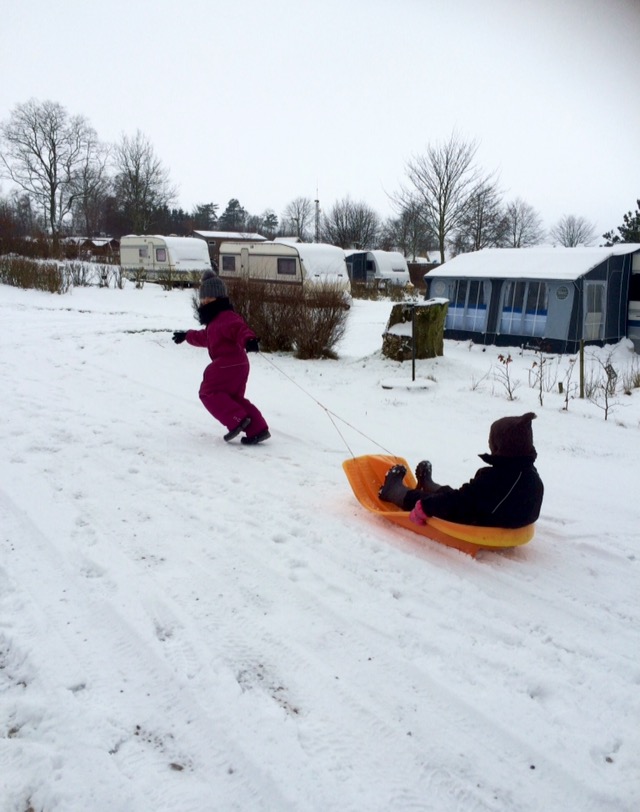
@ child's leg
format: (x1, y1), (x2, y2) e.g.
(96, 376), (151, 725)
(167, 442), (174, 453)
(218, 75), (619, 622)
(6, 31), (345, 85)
(415, 460), (444, 493)
(199, 387), (246, 430)
(231, 374), (269, 436)
(199, 364), (251, 431)
(236, 396), (269, 435)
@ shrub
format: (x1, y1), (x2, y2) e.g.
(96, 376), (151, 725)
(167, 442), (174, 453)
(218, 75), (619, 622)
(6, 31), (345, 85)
(351, 281), (381, 301)
(0, 255), (69, 293)
(66, 260), (92, 287)
(205, 278), (349, 359)
(293, 284), (348, 360)
(621, 358), (640, 394)
(350, 281), (417, 302)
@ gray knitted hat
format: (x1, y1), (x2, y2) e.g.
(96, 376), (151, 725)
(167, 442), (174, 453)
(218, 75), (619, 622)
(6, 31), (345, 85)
(199, 270), (227, 299)
(488, 412), (537, 458)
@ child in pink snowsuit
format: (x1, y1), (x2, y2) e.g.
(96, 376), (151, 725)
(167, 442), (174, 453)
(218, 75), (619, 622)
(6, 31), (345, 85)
(173, 271), (270, 445)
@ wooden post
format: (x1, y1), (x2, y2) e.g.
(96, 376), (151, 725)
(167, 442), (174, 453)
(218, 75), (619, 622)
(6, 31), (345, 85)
(411, 305), (416, 381)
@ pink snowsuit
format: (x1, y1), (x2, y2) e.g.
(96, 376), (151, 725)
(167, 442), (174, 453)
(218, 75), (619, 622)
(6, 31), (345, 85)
(186, 311), (269, 437)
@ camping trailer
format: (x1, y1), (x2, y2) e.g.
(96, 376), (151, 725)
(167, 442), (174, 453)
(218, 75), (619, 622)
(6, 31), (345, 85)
(346, 250), (411, 287)
(218, 240), (351, 294)
(423, 245), (640, 353)
(119, 235), (212, 285)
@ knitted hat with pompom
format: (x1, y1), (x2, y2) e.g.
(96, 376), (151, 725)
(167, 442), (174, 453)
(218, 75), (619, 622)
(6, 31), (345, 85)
(199, 269), (227, 300)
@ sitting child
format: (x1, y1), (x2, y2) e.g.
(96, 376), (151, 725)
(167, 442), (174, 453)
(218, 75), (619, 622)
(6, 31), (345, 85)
(378, 412), (544, 528)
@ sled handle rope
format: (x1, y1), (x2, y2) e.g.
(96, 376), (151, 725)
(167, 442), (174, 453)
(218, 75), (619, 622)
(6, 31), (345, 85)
(256, 352), (394, 457)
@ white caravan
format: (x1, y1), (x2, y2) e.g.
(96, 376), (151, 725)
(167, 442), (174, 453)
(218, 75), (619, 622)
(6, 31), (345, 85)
(119, 235), (212, 284)
(345, 250), (411, 287)
(218, 240), (351, 293)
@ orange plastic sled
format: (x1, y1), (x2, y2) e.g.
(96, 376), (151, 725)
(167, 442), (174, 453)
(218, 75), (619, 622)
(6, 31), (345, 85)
(342, 454), (535, 557)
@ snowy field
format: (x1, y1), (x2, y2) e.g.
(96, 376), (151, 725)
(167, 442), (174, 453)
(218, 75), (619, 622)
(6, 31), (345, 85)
(1, 282), (639, 812)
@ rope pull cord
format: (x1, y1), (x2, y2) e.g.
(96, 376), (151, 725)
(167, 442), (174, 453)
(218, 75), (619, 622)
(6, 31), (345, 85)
(257, 352), (393, 458)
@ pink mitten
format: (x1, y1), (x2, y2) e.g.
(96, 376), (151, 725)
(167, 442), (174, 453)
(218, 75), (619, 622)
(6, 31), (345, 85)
(409, 500), (428, 525)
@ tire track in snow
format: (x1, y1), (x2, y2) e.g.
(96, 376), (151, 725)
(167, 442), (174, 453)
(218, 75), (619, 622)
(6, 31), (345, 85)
(0, 486), (296, 812)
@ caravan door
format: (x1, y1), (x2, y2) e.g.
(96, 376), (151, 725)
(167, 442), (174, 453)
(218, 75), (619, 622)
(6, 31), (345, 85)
(583, 281), (605, 341)
(241, 247), (249, 275)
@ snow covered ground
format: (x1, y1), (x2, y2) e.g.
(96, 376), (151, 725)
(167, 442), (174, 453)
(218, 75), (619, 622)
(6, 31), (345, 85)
(1, 282), (639, 812)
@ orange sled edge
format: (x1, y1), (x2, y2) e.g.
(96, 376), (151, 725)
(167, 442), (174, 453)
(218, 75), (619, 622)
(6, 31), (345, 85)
(342, 454), (535, 556)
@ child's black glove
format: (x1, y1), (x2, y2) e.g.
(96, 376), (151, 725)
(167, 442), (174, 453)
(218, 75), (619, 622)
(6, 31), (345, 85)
(172, 331), (187, 344)
(245, 338), (260, 352)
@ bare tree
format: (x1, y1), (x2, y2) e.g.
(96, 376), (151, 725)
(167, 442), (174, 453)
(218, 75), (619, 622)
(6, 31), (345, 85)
(379, 203), (433, 259)
(70, 135), (111, 235)
(450, 180), (507, 255)
(550, 214), (597, 247)
(245, 210), (278, 237)
(281, 196), (314, 239)
(395, 132), (489, 263)
(112, 130), (176, 234)
(9, 189), (41, 235)
(0, 98), (100, 248)
(0, 192), (26, 251)
(502, 198), (545, 247)
(320, 197), (380, 249)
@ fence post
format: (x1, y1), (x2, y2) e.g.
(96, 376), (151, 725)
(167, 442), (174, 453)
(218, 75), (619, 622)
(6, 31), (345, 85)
(411, 304), (416, 381)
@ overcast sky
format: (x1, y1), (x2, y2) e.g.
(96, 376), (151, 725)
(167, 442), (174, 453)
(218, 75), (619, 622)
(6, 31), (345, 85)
(2, 0), (639, 237)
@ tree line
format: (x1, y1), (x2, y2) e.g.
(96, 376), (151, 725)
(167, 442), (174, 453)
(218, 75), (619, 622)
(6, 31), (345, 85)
(0, 98), (635, 260)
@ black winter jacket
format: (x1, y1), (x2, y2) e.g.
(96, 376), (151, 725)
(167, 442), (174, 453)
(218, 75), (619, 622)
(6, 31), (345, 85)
(404, 454), (544, 528)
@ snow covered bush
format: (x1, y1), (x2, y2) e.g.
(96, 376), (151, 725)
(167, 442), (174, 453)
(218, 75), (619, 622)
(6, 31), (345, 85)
(66, 260), (92, 287)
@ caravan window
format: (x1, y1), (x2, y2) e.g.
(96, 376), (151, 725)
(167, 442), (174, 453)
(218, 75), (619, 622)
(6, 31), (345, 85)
(138, 247), (148, 259)
(221, 255), (236, 272)
(500, 281), (548, 337)
(277, 257), (297, 276)
(156, 248), (166, 262)
(446, 279), (488, 331)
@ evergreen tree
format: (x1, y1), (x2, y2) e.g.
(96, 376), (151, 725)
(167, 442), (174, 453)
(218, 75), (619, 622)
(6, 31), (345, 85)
(218, 199), (247, 231)
(603, 200), (640, 245)
(261, 210), (278, 238)
(191, 203), (218, 230)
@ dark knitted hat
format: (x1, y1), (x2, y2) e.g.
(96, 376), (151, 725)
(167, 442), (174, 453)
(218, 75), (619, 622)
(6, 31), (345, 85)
(488, 412), (537, 458)
(199, 270), (227, 299)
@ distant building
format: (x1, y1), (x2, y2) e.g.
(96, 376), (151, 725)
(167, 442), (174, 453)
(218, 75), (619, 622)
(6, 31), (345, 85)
(407, 258), (441, 290)
(62, 237), (119, 262)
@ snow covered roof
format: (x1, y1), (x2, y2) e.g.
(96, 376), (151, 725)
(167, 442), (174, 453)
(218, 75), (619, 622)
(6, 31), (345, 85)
(428, 245), (640, 281)
(152, 235), (211, 265)
(193, 230), (266, 241)
(371, 251), (409, 274)
(85, 238), (116, 247)
(294, 242), (347, 276)
(62, 236), (117, 247)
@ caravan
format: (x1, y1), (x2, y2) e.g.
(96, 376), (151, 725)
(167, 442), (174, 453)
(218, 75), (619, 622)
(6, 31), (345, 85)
(346, 250), (411, 287)
(119, 235), (212, 285)
(218, 240), (351, 294)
